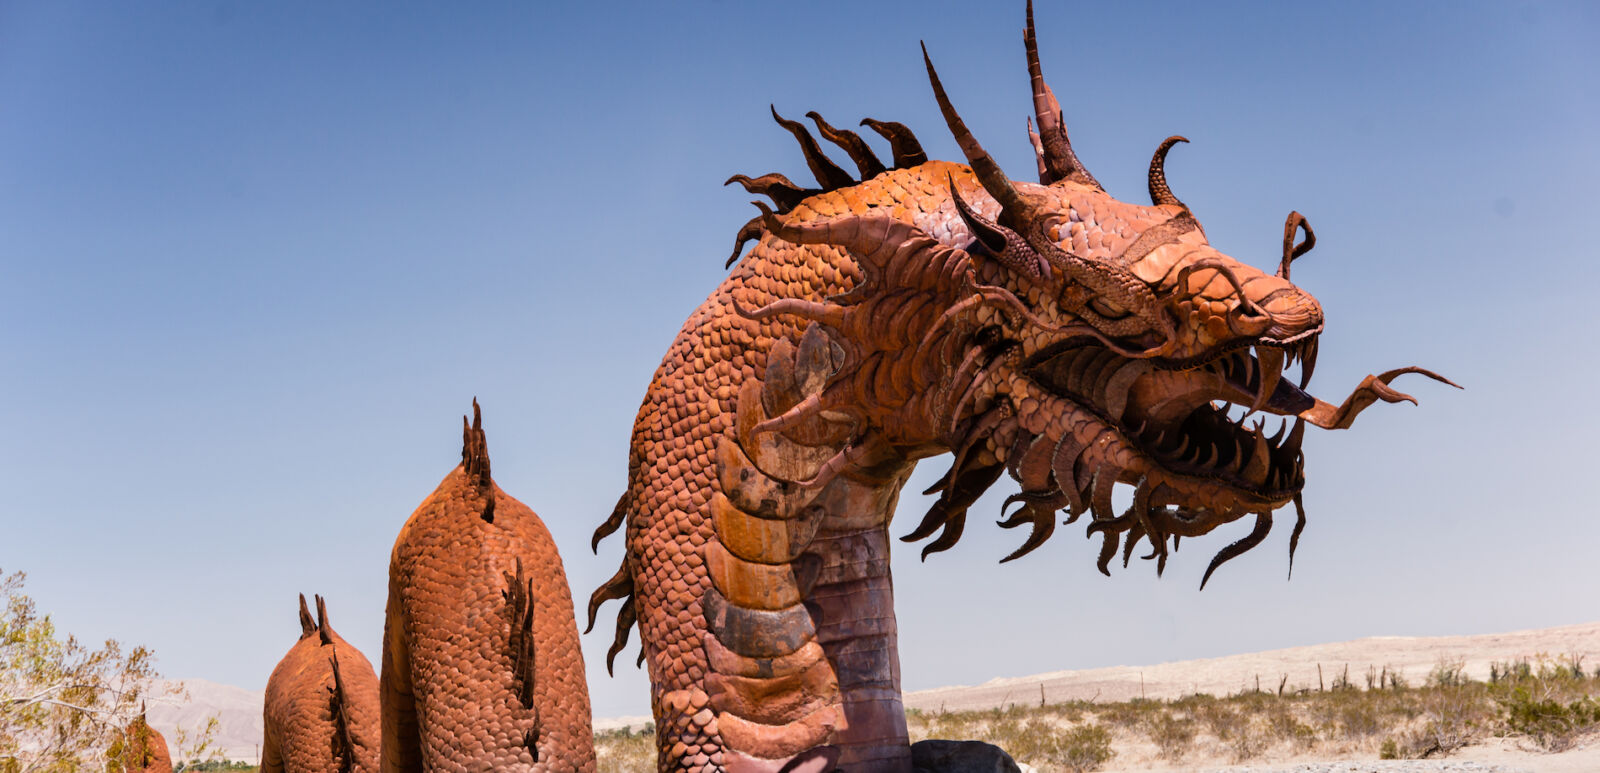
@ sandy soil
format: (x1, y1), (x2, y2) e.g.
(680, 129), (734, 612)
(1095, 734), (1600, 773)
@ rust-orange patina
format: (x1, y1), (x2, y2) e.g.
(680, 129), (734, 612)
(381, 401), (595, 772)
(262, 594), (381, 773)
(590, 5), (1455, 772)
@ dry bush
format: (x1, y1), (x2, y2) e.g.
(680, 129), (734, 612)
(1144, 711), (1196, 761)
(594, 724), (654, 773)
(1055, 724), (1114, 773)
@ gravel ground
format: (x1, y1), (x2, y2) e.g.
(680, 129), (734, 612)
(1205, 762), (1530, 773)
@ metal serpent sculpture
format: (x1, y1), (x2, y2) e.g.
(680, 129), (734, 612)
(590, 5), (1456, 771)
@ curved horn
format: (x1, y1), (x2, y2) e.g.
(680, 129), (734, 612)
(807, 112), (886, 180)
(770, 105), (856, 191)
(1025, 0), (1100, 189)
(1278, 211), (1315, 280)
(922, 42), (1036, 230)
(860, 118), (928, 168)
(1148, 135), (1189, 209)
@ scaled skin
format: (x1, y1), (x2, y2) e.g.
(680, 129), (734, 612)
(381, 403), (596, 773)
(113, 711), (173, 773)
(262, 595), (381, 773)
(589, 6), (1453, 773)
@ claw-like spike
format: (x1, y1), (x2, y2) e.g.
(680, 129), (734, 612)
(1147, 136), (1189, 208)
(1253, 346), (1285, 413)
(1026, 116), (1047, 182)
(770, 105), (856, 191)
(998, 502), (1057, 564)
(1199, 512), (1273, 590)
(806, 111), (886, 180)
(1300, 337), (1319, 389)
(923, 42), (1039, 230)
(724, 172), (815, 213)
(1284, 417), (1306, 453)
(1287, 493), (1308, 580)
(1024, 0), (1100, 188)
(725, 215), (765, 269)
(859, 117), (928, 168)
(1095, 530), (1119, 576)
(604, 596), (637, 677)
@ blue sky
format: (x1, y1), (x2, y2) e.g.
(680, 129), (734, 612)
(2, 2), (1597, 720)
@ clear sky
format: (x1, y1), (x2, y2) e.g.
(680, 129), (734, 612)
(3, 1), (1597, 720)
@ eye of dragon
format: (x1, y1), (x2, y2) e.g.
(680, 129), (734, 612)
(1088, 297), (1131, 320)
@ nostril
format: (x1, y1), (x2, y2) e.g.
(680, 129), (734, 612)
(1228, 303), (1273, 335)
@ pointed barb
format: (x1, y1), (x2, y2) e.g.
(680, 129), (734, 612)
(462, 398), (494, 522)
(315, 594), (333, 646)
(859, 118), (928, 168)
(923, 42), (1035, 229)
(806, 111), (886, 180)
(1199, 512), (1273, 590)
(1287, 493), (1308, 580)
(1252, 347), (1285, 413)
(724, 172), (814, 213)
(1147, 136), (1190, 209)
(298, 593), (315, 639)
(771, 105), (856, 191)
(725, 214), (765, 269)
(1024, 0), (1100, 188)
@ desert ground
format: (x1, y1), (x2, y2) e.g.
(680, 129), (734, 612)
(152, 621), (1599, 771)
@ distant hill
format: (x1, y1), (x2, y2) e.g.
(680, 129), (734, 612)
(905, 620), (1600, 713)
(144, 678), (264, 763)
(145, 621), (1600, 763)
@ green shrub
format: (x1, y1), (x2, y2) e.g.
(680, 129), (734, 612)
(1500, 688), (1600, 752)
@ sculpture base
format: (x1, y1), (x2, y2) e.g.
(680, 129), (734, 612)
(909, 740), (1024, 773)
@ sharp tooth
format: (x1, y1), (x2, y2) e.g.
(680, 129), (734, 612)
(1194, 441), (1215, 467)
(1245, 429), (1271, 484)
(1172, 434), (1191, 459)
(1239, 351), (1254, 389)
(1299, 338), (1319, 388)
(1253, 346), (1285, 413)
(1268, 419), (1286, 448)
(1284, 417), (1306, 453)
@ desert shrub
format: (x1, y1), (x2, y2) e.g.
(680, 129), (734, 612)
(1193, 700), (1245, 744)
(1264, 703), (1317, 750)
(1055, 724), (1114, 773)
(1145, 712), (1195, 761)
(1094, 697), (1161, 730)
(1499, 688), (1600, 752)
(994, 718), (1069, 769)
(1490, 658), (1533, 685)
(1428, 658), (1470, 688)
(1336, 694), (1383, 740)
(594, 725), (655, 773)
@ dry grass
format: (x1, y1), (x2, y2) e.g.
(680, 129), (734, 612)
(591, 655), (1600, 772)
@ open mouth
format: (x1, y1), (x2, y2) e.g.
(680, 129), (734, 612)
(1024, 336), (1322, 505)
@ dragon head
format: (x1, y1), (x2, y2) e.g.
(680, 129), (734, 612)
(731, 3), (1455, 586)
